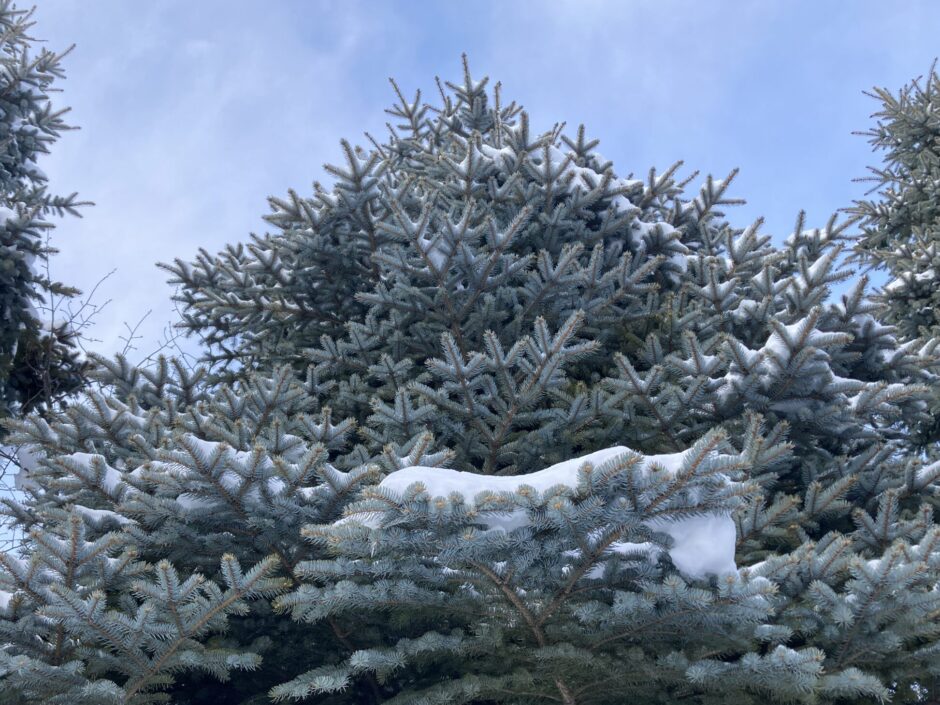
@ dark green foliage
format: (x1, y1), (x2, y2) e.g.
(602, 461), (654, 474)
(0, 2), (91, 432)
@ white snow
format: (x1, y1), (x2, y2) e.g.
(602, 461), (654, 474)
(14, 445), (42, 473)
(646, 514), (736, 578)
(884, 268), (936, 292)
(377, 446), (628, 498)
(667, 251), (689, 274)
(761, 324), (798, 361)
(0, 590), (12, 610)
(915, 460), (940, 490)
(0, 206), (16, 227)
(72, 505), (133, 525)
(478, 143), (515, 169)
(219, 470), (243, 492)
(100, 466), (124, 494)
(757, 316), (837, 372)
(187, 437), (228, 459)
(629, 219), (681, 251)
(563, 540), (661, 579)
(800, 254), (832, 286)
(344, 446), (738, 579)
(176, 494), (217, 511)
(23, 158), (46, 180)
(155, 438), (291, 510)
(417, 234), (449, 271)
(61, 453), (125, 493)
(884, 277), (904, 293)
(13, 444), (43, 490)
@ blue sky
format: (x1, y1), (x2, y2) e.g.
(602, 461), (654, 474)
(31, 0), (940, 361)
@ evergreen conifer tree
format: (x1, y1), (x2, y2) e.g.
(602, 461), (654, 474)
(2, 56), (939, 705)
(849, 60), (940, 342)
(847, 61), (940, 450)
(0, 1), (90, 434)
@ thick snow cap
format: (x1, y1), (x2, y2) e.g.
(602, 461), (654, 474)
(357, 446), (738, 579)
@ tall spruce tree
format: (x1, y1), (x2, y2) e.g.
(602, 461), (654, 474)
(0, 1), (90, 434)
(847, 61), (940, 451)
(2, 57), (940, 704)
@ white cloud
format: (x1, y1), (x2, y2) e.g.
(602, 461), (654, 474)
(32, 0), (412, 362)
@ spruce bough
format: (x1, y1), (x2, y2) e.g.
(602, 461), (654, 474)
(0, 2), (90, 433)
(3, 56), (940, 704)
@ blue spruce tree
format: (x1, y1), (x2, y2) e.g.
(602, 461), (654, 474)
(1, 56), (938, 704)
(847, 61), (940, 451)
